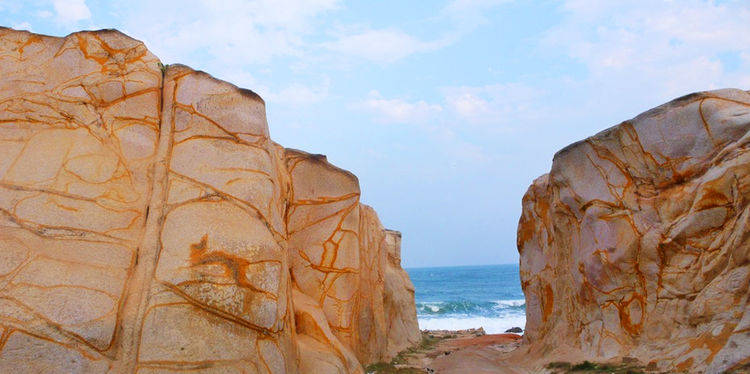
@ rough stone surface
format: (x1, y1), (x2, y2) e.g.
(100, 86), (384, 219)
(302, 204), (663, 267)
(284, 149), (420, 366)
(0, 27), (418, 373)
(383, 230), (421, 358)
(517, 89), (750, 373)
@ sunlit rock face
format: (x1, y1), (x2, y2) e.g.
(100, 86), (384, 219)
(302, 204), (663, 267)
(518, 89), (750, 373)
(284, 149), (420, 366)
(383, 229), (421, 358)
(0, 27), (418, 373)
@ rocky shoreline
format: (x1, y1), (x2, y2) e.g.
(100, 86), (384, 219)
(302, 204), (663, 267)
(372, 329), (750, 373)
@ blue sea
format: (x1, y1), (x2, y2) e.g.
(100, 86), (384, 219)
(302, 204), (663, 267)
(405, 264), (526, 334)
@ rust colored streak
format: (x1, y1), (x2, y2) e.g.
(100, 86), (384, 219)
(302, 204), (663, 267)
(694, 186), (731, 211)
(616, 293), (644, 336)
(687, 323), (736, 364)
(676, 357), (694, 372)
(698, 99), (718, 146)
(17, 35), (41, 54)
(188, 234), (275, 299)
(542, 284), (554, 323)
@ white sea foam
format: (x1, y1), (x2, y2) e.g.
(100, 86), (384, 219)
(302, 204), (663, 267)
(492, 299), (526, 308)
(418, 314), (526, 334)
(421, 302), (444, 312)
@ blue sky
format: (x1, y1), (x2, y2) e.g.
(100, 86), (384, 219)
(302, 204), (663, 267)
(2, 0), (750, 267)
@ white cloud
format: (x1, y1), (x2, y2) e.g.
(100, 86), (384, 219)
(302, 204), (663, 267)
(354, 91), (443, 123)
(106, 0), (506, 73)
(51, 0), (91, 24)
(442, 0), (512, 36)
(352, 91), (495, 164)
(12, 21), (31, 31)
(449, 92), (492, 119)
(444, 83), (545, 126)
(198, 65), (330, 107)
(445, 0), (509, 10)
(324, 28), (449, 63)
(119, 0), (340, 65)
(545, 0), (750, 99)
(352, 83), (546, 135)
(265, 81), (330, 106)
(444, 0), (511, 22)
(323, 0), (512, 64)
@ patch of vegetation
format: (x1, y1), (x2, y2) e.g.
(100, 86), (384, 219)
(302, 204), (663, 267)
(391, 333), (444, 364)
(547, 362), (573, 370)
(367, 332), (450, 373)
(364, 362), (425, 374)
(546, 360), (645, 374)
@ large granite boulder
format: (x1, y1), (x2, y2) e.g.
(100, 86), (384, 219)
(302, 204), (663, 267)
(518, 89), (750, 373)
(0, 27), (419, 374)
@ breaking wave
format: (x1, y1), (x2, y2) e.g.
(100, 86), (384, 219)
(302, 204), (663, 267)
(416, 299), (525, 316)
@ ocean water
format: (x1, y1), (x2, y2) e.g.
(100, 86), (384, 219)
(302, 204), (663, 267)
(406, 264), (526, 334)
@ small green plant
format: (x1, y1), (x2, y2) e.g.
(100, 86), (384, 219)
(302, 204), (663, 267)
(571, 361), (600, 371)
(367, 332), (450, 373)
(547, 362), (572, 370)
(364, 362), (425, 373)
(546, 360), (645, 373)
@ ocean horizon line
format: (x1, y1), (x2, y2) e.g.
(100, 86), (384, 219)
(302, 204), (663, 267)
(404, 262), (519, 270)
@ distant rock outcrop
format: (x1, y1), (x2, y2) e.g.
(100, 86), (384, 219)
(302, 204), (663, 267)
(517, 89), (750, 372)
(0, 27), (419, 373)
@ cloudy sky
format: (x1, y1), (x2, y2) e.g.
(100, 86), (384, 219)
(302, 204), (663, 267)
(2, 0), (750, 267)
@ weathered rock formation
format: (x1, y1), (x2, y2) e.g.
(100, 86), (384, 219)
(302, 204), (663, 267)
(518, 89), (750, 372)
(0, 27), (419, 373)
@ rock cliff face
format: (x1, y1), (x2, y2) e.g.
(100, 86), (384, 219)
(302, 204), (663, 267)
(0, 28), (419, 373)
(518, 89), (750, 372)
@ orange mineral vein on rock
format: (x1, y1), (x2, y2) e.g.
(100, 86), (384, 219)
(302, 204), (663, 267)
(0, 27), (419, 373)
(517, 89), (750, 373)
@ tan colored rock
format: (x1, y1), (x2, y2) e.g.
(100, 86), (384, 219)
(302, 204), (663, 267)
(517, 89), (750, 373)
(0, 27), (161, 373)
(133, 64), (296, 373)
(0, 27), (418, 373)
(284, 149), (420, 365)
(383, 230), (421, 357)
(293, 289), (363, 374)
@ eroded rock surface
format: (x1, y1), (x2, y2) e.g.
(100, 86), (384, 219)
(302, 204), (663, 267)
(517, 89), (750, 373)
(0, 27), (419, 373)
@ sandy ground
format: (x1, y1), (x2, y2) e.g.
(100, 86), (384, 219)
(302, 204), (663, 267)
(370, 329), (678, 374)
(379, 328), (527, 374)
(376, 331), (674, 374)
